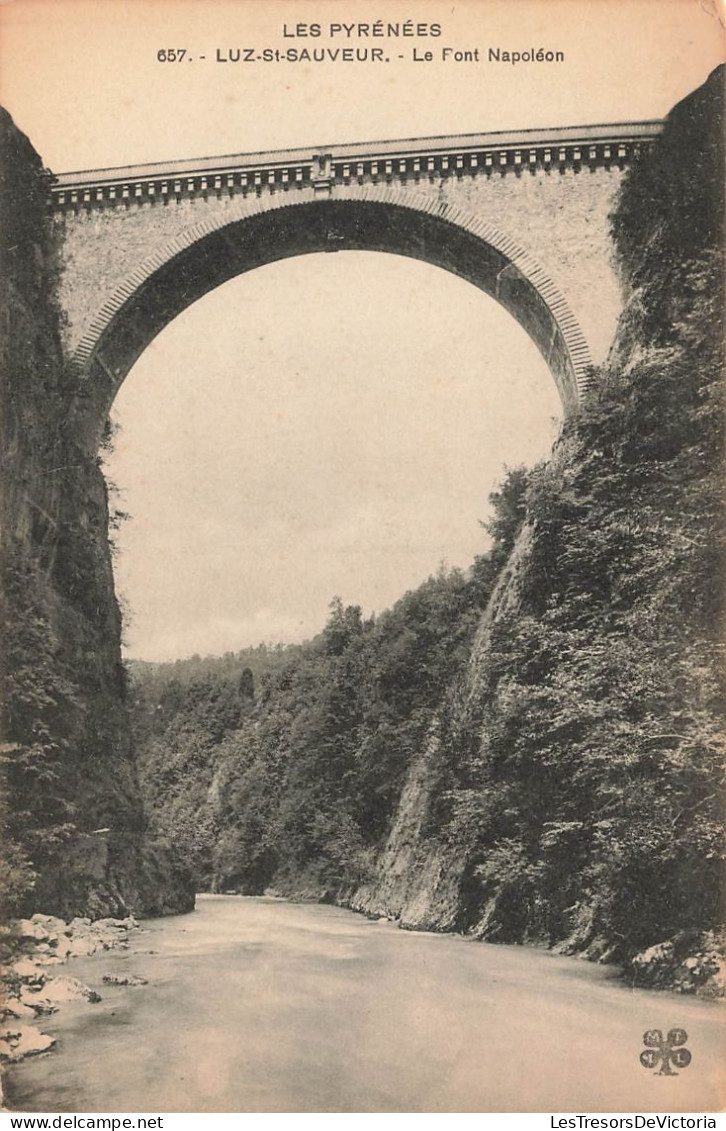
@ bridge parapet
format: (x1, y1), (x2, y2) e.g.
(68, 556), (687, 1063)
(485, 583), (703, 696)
(51, 122), (661, 211)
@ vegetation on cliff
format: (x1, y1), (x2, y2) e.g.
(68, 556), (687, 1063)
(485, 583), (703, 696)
(426, 68), (725, 965)
(437, 259), (724, 955)
(0, 106), (82, 917)
(0, 107), (193, 920)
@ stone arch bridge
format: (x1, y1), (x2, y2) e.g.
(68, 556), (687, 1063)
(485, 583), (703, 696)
(52, 120), (661, 449)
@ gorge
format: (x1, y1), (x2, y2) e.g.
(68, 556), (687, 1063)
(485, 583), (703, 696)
(1, 67), (723, 1001)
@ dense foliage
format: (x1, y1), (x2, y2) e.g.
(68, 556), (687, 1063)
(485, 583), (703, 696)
(127, 643), (301, 705)
(437, 255), (724, 953)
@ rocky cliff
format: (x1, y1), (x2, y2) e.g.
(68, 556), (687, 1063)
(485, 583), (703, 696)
(0, 108), (194, 919)
(349, 524), (536, 929)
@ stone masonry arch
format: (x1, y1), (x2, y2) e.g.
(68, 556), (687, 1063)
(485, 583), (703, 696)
(68, 186), (593, 450)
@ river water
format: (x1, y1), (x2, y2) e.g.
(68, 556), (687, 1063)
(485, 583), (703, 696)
(6, 896), (725, 1113)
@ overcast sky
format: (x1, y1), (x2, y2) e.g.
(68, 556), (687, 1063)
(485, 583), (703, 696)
(1, 0), (722, 659)
(106, 255), (560, 657)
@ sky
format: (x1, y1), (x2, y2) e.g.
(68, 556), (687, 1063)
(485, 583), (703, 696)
(1, 0), (723, 660)
(105, 255), (560, 657)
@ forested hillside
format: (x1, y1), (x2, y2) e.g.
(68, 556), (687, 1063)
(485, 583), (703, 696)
(130, 471), (526, 893)
(130, 67), (724, 987)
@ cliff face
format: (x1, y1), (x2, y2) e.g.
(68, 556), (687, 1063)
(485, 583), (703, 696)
(0, 108), (194, 919)
(349, 67), (725, 955)
(349, 525), (536, 929)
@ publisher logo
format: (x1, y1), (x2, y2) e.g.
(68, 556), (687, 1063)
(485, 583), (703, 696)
(640, 1028), (691, 1076)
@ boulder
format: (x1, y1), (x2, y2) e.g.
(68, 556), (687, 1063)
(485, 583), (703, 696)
(1, 998), (37, 1021)
(19, 987), (58, 1016)
(30, 914), (67, 940)
(64, 935), (98, 958)
(14, 919), (48, 942)
(630, 930), (726, 996)
(66, 917), (92, 934)
(10, 959), (45, 986)
(34, 953), (63, 967)
(42, 975), (101, 1005)
(0, 1026), (55, 1061)
(101, 973), (148, 986)
(91, 918), (134, 949)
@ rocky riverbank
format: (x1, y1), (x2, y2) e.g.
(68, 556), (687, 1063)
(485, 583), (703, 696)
(1, 912), (149, 1090)
(626, 929), (726, 998)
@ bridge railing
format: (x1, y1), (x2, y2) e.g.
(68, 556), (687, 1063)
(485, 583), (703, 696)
(50, 121), (662, 211)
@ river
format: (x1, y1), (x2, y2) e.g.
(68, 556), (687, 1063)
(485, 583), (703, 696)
(6, 896), (724, 1113)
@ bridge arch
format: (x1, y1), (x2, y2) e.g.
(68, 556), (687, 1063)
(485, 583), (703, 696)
(70, 186), (592, 449)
